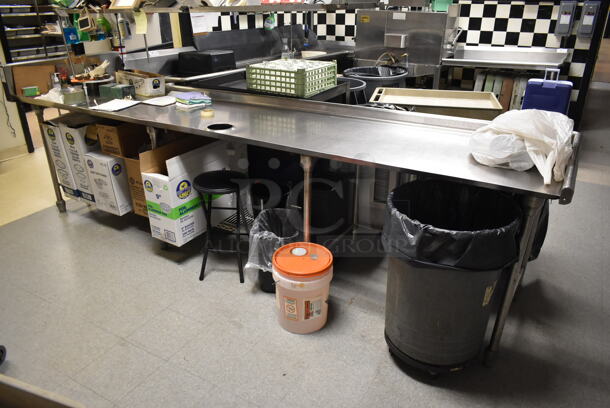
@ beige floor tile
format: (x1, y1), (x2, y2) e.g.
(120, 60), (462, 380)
(76, 340), (163, 403)
(127, 308), (207, 360)
(118, 361), (214, 408)
(0, 148), (58, 226)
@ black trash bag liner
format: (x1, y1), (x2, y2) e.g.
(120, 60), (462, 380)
(246, 208), (302, 273)
(382, 180), (522, 271)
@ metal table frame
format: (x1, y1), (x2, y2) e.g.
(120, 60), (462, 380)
(19, 87), (581, 365)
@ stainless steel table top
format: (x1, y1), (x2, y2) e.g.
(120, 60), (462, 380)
(19, 89), (574, 200)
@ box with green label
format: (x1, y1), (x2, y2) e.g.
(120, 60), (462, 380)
(141, 141), (245, 247)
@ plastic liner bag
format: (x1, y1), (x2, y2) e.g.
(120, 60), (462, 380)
(246, 208), (302, 273)
(382, 180), (521, 271)
(470, 109), (574, 185)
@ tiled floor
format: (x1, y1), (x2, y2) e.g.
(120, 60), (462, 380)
(0, 89), (609, 407)
(0, 108), (65, 227)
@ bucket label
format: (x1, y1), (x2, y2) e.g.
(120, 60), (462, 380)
(284, 297), (298, 321)
(304, 297), (322, 320)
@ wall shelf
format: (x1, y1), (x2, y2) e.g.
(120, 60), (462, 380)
(54, 2), (378, 15)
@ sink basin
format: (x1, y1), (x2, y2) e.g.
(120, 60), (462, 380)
(443, 45), (568, 71)
(343, 66), (408, 79)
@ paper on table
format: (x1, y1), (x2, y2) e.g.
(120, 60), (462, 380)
(142, 96), (176, 106)
(134, 11), (148, 35)
(190, 12), (220, 34)
(91, 99), (140, 112)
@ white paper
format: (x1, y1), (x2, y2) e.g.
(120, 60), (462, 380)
(142, 96), (176, 106)
(582, 15), (594, 26)
(91, 99), (140, 112)
(190, 12), (220, 34)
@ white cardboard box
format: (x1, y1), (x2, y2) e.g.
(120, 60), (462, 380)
(57, 114), (99, 202)
(116, 70), (165, 97)
(41, 121), (79, 199)
(141, 141), (245, 247)
(85, 152), (133, 216)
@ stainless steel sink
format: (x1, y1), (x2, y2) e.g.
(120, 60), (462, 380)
(442, 45), (568, 71)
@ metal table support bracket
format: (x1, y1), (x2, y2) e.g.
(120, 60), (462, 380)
(34, 106), (66, 213)
(484, 195), (545, 365)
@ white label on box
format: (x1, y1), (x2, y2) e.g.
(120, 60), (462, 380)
(582, 15), (594, 26)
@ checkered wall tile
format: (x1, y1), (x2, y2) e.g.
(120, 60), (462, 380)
(210, 11), (305, 32)
(451, 0), (591, 116)
(314, 9), (357, 42)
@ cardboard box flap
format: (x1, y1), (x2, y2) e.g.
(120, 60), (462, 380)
(165, 141), (228, 178)
(55, 112), (98, 129)
(139, 137), (208, 175)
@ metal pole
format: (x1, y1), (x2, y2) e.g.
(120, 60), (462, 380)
(34, 106), (66, 213)
(484, 195), (545, 365)
(56, 17), (76, 78)
(301, 155), (312, 242)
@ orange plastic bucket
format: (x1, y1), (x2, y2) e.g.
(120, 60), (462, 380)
(272, 242), (334, 334)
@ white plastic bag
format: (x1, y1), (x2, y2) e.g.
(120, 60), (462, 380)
(470, 110), (574, 185)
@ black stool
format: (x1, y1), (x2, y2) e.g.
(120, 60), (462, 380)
(193, 170), (248, 282)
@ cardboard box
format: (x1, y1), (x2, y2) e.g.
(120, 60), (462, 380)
(12, 63), (56, 96)
(56, 113), (100, 202)
(85, 152), (133, 216)
(141, 141), (245, 247)
(124, 137), (208, 217)
(115, 70), (165, 97)
(97, 122), (147, 156)
(41, 121), (79, 199)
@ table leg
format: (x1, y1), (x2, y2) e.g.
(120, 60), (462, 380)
(300, 155), (312, 242)
(34, 106), (66, 213)
(484, 195), (545, 365)
(432, 66), (442, 90)
(146, 126), (158, 149)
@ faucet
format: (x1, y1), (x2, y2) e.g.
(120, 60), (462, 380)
(375, 52), (408, 69)
(446, 27), (463, 55)
(375, 52), (398, 66)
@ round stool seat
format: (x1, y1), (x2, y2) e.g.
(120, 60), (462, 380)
(193, 170), (246, 195)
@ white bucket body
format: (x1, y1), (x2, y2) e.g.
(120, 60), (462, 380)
(272, 266), (333, 334)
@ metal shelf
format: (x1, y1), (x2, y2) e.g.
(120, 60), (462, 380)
(55, 2), (378, 14)
(6, 34), (43, 39)
(12, 50), (67, 61)
(1, 12), (55, 17)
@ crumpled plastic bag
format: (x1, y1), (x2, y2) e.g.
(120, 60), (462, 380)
(246, 208), (302, 273)
(35, 87), (63, 103)
(469, 109), (574, 185)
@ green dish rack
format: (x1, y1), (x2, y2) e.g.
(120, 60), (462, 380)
(246, 60), (337, 98)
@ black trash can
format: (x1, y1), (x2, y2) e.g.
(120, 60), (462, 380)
(247, 208), (302, 293)
(382, 180), (521, 373)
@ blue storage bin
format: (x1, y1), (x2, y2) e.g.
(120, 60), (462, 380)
(522, 69), (572, 115)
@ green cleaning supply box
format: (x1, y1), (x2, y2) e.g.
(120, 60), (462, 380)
(141, 141), (246, 247)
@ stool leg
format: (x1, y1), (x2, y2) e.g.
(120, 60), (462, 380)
(200, 194), (212, 281)
(235, 189), (244, 283)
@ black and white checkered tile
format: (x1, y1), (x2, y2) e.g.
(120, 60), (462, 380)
(313, 9), (357, 42)
(197, 0), (595, 118)
(453, 0), (591, 111)
(210, 11), (304, 31)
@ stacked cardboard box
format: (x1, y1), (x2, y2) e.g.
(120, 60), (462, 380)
(55, 113), (100, 203)
(84, 152), (132, 216)
(41, 120), (79, 199)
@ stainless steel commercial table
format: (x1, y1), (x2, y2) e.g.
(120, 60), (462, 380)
(19, 87), (581, 366)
